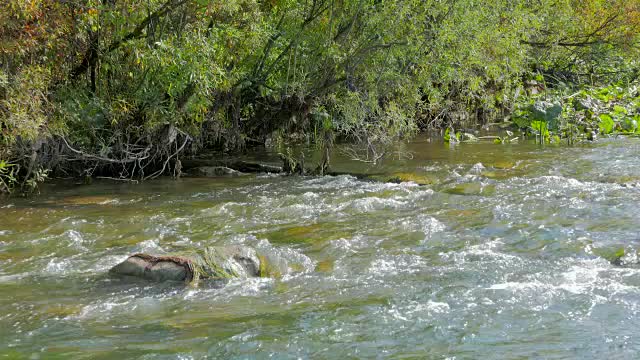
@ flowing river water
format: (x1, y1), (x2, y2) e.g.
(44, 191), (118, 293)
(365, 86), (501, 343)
(2, 136), (640, 359)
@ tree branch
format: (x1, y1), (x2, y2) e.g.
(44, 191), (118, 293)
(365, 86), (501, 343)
(71, 0), (188, 80)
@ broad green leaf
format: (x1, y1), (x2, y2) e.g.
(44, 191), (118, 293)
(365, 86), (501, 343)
(598, 114), (614, 134)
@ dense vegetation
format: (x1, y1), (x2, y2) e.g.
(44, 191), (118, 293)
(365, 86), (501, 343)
(1, 0), (639, 192)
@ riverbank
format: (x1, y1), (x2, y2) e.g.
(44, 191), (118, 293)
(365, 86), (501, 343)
(2, 0), (638, 194)
(4, 128), (640, 200)
(2, 76), (639, 196)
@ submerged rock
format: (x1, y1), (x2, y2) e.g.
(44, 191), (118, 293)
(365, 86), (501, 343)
(443, 182), (496, 196)
(60, 196), (117, 206)
(110, 246), (261, 283)
(378, 172), (435, 186)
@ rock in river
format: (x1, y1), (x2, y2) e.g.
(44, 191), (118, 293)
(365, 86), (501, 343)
(110, 245), (261, 283)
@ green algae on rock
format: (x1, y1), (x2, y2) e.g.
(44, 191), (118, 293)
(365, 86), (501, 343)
(110, 246), (262, 284)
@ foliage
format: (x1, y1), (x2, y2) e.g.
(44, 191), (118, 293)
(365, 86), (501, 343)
(0, 160), (16, 193)
(1, 0), (639, 191)
(505, 81), (640, 144)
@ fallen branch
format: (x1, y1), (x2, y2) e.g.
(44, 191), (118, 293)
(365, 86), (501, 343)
(61, 136), (150, 163)
(96, 176), (140, 183)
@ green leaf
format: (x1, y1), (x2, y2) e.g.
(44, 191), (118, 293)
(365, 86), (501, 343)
(612, 105), (627, 115)
(598, 114), (614, 134)
(531, 120), (549, 137)
(530, 101), (561, 130)
(444, 128), (451, 142)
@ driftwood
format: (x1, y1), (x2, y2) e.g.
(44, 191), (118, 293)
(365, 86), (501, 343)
(181, 158), (283, 175)
(190, 166), (247, 177)
(231, 161), (283, 173)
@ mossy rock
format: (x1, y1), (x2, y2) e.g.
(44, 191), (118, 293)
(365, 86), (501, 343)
(443, 183), (495, 196)
(490, 161), (516, 170)
(385, 172), (436, 185)
(258, 254), (282, 278)
(315, 259), (334, 272)
(110, 245), (261, 284)
(592, 247), (626, 265)
(60, 195), (116, 205)
(366, 174), (392, 183)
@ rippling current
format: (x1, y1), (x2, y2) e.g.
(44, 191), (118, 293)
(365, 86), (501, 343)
(2, 137), (640, 359)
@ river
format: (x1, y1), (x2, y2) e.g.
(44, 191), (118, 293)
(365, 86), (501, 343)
(1, 136), (640, 359)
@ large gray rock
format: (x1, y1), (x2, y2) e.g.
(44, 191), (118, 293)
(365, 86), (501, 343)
(110, 246), (261, 283)
(110, 254), (191, 282)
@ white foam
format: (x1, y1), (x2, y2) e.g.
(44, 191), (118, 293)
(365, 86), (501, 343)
(487, 281), (546, 291)
(65, 230), (86, 250)
(256, 239), (316, 274)
(44, 258), (72, 274)
(368, 253), (426, 275)
(134, 239), (165, 253)
(97, 199), (120, 205)
(346, 197), (405, 212)
(486, 259), (639, 307)
(470, 163), (485, 174)
(201, 202), (247, 216)
(419, 216), (445, 241)
(443, 239), (518, 264)
(220, 277), (273, 297)
(389, 300), (450, 321)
